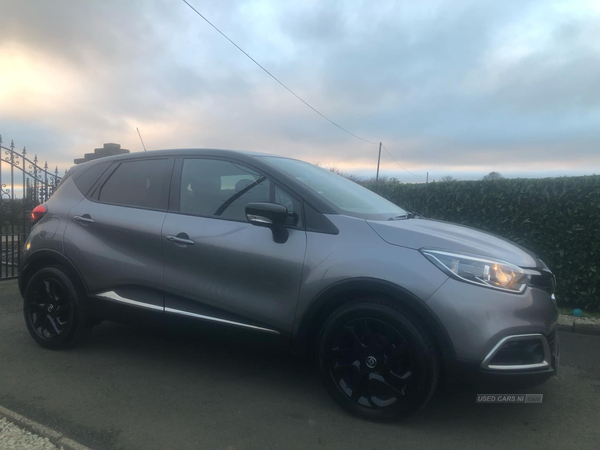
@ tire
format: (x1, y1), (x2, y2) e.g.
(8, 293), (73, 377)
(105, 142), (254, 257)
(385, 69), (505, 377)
(317, 299), (440, 421)
(23, 266), (92, 349)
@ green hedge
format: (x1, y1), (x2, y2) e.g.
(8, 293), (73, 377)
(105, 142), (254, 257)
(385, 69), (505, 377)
(366, 175), (600, 310)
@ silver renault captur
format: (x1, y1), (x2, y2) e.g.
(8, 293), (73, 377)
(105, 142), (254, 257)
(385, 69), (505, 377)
(19, 149), (558, 421)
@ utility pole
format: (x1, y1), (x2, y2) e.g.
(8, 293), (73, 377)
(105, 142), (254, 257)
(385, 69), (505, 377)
(376, 142), (382, 182)
(426, 172), (429, 184)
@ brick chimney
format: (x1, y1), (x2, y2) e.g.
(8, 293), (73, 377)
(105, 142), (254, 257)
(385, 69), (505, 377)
(74, 143), (130, 164)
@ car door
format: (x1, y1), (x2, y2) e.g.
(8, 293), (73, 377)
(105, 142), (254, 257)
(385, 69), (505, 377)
(64, 157), (173, 322)
(161, 157), (307, 336)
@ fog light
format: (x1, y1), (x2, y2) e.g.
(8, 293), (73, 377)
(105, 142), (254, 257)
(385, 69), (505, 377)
(490, 339), (545, 366)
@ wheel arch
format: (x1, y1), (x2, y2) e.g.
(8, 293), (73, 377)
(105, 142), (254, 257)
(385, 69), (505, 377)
(19, 249), (89, 298)
(293, 278), (455, 356)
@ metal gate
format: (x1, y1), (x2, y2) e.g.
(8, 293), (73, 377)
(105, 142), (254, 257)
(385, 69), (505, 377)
(1, 135), (62, 279)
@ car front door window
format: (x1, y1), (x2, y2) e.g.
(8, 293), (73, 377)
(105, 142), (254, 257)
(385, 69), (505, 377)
(179, 158), (300, 225)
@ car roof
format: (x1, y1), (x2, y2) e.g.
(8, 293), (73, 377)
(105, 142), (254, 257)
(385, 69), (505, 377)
(95, 148), (287, 161)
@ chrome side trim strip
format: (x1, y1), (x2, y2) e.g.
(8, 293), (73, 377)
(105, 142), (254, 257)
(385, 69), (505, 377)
(481, 333), (551, 371)
(164, 307), (280, 335)
(94, 292), (279, 335)
(95, 291), (164, 311)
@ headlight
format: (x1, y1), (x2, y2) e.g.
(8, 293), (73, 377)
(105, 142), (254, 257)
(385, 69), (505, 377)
(421, 249), (530, 293)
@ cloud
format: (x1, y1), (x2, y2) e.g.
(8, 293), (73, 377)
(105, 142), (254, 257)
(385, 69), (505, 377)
(0, 0), (599, 180)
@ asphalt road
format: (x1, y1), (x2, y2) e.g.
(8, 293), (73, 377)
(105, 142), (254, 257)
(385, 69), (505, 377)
(1, 279), (599, 450)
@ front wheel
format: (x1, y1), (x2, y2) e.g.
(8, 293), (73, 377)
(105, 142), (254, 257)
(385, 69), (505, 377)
(318, 299), (440, 421)
(23, 266), (91, 349)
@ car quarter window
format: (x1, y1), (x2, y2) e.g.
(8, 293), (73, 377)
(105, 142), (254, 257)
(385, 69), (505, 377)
(97, 159), (167, 209)
(179, 158), (301, 226)
(72, 161), (112, 196)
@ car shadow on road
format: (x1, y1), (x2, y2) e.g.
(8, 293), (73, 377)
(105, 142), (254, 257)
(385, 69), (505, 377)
(79, 320), (551, 429)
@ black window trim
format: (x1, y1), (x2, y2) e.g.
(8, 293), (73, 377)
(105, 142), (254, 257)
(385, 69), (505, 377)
(87, 157), (175, 212)
(168, 156), (305, 230)
(87, 162), (118, 200)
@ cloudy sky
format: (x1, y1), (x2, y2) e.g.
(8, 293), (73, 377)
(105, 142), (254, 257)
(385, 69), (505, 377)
(1, 0), (599, 182)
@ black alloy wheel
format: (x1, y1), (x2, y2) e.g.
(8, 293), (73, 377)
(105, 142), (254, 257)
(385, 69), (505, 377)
(27, 277), (74, 340)
(24, 266), (91, 349)
(318, 300), (439, 421)
(326, 318), (415, 408)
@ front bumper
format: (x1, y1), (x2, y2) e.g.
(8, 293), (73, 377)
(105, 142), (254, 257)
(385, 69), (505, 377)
(426, 277), (558, 362)
(426, 275), (559, 387)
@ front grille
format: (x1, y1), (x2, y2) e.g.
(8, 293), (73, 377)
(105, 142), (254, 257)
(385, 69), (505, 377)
(529, 271), (555, 295)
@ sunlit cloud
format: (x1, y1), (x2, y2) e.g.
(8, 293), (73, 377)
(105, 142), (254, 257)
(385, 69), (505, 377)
(0, 44), (86, 118)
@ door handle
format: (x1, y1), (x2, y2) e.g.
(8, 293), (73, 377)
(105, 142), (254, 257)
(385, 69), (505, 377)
(74, 215), (95, 224)
(166, 235), (195, 246)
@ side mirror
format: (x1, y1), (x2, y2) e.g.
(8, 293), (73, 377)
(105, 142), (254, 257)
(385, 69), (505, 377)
(245, 202), (289, 243)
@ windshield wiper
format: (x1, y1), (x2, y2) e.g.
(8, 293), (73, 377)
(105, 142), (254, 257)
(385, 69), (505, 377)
(388, 211), (423, 220)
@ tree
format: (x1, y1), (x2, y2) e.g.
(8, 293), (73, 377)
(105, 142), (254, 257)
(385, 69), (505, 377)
(482, 171), (504, 181)
(440, 175), (456, 182)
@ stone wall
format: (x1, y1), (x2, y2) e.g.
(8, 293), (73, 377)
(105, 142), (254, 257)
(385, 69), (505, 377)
(74, 143), (130, 164)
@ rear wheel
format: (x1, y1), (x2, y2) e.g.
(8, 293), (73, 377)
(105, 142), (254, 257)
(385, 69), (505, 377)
(23, 266), (91, 349)
(318, 299), (439, 421)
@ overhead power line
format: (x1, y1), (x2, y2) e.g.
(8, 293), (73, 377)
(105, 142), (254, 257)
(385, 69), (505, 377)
(182, 0), (377, 145)
(381, 144), (422, 179)
(182, 1), (424, 180)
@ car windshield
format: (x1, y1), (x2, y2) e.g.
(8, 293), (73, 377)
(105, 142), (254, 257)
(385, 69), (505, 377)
(262, 157), (407, 219)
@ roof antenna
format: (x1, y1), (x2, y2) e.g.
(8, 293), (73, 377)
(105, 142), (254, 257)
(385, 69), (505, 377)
(136, 127), (147, 151)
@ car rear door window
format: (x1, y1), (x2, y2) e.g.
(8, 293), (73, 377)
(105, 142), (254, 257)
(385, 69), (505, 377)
(98, 159), (167, 209)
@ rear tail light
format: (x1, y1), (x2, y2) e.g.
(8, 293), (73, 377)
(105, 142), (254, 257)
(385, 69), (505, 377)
(31, 204), (47, 224)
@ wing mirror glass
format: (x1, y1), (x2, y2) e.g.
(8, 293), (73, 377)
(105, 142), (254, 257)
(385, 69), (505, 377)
(245, 202), (289, 243)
